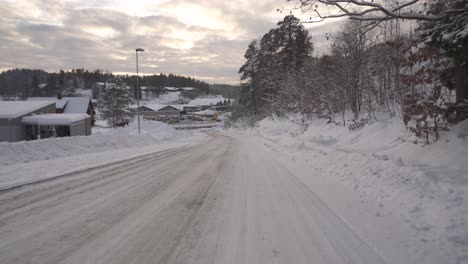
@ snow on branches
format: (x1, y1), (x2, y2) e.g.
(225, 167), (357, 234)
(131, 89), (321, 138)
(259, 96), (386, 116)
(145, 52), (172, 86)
(400, 43), (454, 144)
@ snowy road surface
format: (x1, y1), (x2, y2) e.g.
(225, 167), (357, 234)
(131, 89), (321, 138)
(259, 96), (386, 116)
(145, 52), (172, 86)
(0, 133), (417, 264)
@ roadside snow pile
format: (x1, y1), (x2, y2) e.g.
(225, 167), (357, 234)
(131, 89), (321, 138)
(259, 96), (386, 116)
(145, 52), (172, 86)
(130, 119), (177, 141)
(0, 118), (181, 167)
(241, 114), (468, 262)
(0, 134), (156, 166)
(253, 114), (468, 171)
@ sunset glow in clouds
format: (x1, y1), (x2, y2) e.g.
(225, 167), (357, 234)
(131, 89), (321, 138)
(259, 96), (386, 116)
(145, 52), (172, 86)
(0, 0), (337, 84)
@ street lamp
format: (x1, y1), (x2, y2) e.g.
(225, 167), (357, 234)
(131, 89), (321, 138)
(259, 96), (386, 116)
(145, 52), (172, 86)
(135, 48), (144, 134)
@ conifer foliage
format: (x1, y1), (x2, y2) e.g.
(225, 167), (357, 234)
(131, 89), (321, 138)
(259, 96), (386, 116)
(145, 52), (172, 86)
(238, 15), (313, 115)
(236, 1), (467, 144)
(98, 78), (134, 127)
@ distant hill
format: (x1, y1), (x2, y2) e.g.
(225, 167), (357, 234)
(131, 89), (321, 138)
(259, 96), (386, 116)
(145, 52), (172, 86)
(0, 68), (211, 99)
(209, 84), (240, 99)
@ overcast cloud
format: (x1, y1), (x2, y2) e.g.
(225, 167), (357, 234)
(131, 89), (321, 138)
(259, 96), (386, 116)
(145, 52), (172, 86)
(0, 0), (342, 84)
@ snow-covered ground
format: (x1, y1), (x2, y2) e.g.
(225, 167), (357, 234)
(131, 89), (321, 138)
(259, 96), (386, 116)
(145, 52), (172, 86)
(141, 92), (229, 107)
(0, 117), (208, 190)
(2, 95), (467, 263)
(143, 91), (181, 104)
(187, 95), (228, 106)
(228, 113), (468, 263)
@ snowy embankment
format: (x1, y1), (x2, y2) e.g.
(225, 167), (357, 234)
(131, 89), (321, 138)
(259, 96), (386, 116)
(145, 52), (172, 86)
(0, 119), (179, 166)
(0, 119), (208, 190)
(231, 114), (468, 263)
(0, 134), (156, 166)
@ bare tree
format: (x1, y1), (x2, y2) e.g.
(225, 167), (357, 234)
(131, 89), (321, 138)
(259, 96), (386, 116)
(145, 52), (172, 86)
(289, 0), (464, 22)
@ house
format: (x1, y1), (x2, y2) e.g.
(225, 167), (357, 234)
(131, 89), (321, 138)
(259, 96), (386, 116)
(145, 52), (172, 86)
(137, 105), (156, 112)
(158, 105), (180, 113)
(183, 105), (200, 113)
(0, 101), (92, 142)
(138, 104), (181, 118)
(22, 114), (91, 139)
(27, 96), (96, 125)
(200, 105), (213, 110)
(163, 87), (181, 92)
(0, 101), (55, 142)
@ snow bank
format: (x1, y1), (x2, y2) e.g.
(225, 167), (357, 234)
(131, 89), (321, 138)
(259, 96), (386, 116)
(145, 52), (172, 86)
(0, 134), (156, 166)
(253, 114), (468, 171)
(236, 114), (468, 263)
(93, 118), (177, 142)
(0, 117), (184, 167)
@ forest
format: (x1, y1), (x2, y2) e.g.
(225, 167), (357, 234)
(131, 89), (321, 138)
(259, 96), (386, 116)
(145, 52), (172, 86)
(236, 0), (468, 144)
(0, 68), (211, 99)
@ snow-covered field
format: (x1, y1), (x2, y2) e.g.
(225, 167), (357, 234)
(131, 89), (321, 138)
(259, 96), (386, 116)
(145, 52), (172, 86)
(142, 92), (229, 107)
(187, 95), (228, 106)
(229, 113), (468, 263)
(143, 91), (182, 104)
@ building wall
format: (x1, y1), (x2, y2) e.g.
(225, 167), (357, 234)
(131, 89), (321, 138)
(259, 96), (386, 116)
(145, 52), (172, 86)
(70, 117), (92, 137)
(85, 117), (91, 135)
(0, 124), (24, 142)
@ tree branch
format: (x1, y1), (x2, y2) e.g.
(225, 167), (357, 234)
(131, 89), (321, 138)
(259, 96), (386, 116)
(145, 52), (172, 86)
(291, 0), (446, 22)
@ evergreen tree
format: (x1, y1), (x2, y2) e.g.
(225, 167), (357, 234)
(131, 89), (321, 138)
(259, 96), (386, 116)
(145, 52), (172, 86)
(21, 81), (31, 99)
(98, 79), (134, 127)
(45, 75), (57, 96)
(238, 15), (314, 115)
(239, 40), (260, 112)
(31, 74), (41, 96)
(418, 0), (468, 103)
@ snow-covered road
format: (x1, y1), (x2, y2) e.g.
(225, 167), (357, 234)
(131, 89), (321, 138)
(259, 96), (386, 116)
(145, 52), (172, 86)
(0, 133), (450, 263)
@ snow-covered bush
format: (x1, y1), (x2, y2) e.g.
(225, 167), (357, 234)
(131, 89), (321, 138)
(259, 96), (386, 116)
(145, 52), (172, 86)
(401, 44), (454, 144)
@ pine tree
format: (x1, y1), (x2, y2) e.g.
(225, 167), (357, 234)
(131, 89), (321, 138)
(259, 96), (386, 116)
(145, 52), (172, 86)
(239, 40), (260, 113)
(98, 79), (134, 127)
(31, 74), (41, 96)
(45, 75), (57, 96)
(238, 15), (314, 116)
(418, 0), (468, 103)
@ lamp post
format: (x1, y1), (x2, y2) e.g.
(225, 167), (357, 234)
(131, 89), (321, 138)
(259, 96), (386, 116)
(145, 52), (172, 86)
(135, 48), (144, 134)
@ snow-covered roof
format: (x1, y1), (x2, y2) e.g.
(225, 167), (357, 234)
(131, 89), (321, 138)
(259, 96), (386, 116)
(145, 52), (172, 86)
(181, 87), (196, 91)
(164, 87), (180, 91)
(158, 105), (179, 111)
(0, 101), (55, 119)
(63, 97), (91, 114)
(27, 97), (91, 113)
(21, 114), (90, 125)
(28, 97), (67, 109)
(139, 104), (181, 112)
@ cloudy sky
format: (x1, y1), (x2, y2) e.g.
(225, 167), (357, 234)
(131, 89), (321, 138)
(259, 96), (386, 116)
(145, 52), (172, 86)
(0, 0), (342, 84)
